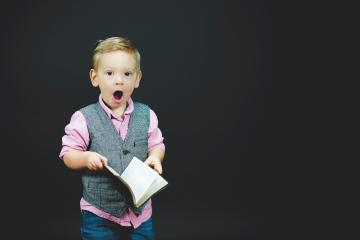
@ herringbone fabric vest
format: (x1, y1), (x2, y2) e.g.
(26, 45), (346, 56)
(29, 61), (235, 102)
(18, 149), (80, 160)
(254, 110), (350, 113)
(80, 101), (149, 217)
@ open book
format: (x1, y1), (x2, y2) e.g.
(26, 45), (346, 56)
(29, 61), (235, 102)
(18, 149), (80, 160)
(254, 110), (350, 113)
(105, 157), (168, 208)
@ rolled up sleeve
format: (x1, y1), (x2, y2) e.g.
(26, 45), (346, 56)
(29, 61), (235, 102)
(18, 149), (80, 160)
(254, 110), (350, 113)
(59, 111), (90, 159)
(148, 109), (165, 152)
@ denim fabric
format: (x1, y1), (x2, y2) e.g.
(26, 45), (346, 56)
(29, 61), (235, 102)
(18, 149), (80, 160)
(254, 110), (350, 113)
(81, 210), (155, 240)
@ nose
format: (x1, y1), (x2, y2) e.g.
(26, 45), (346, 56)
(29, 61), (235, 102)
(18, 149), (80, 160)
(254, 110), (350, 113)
(115, 75), (124, 85)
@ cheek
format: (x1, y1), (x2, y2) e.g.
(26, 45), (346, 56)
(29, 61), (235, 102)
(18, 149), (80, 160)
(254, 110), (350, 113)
(99, 83), (112, 94)
(101, 81), (112, 88)
(123, 86), (135, 95)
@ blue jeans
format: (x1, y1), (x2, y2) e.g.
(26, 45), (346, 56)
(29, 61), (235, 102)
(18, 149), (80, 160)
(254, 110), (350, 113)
(81, 210), (155, 240)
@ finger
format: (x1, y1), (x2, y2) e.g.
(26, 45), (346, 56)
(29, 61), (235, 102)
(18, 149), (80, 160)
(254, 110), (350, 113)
(96, 153), (108, 162)
(155, 163), (163, 175)
(90, 162), (98, 171)
(95, 160), (103, 170)
(100, 158), (108, 167)
(144, 158), (151, 165)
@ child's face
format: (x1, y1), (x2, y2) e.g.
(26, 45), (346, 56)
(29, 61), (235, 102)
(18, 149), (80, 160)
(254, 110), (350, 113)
(89, 50), (141, 111)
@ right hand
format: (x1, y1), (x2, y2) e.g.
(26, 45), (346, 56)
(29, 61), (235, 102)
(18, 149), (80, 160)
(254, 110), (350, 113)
(85, 151), (108, 171)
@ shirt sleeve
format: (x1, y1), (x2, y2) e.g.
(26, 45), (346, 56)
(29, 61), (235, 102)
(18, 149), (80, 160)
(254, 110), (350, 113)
(148, 109), (165, 152)
(59, 111), (90, 159)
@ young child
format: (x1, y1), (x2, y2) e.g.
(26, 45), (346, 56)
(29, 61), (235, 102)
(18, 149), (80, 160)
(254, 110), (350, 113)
(59, 36), (165, 240)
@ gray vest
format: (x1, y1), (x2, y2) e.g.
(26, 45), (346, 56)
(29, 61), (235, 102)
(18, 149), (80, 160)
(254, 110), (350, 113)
(80, 101), (150, 217)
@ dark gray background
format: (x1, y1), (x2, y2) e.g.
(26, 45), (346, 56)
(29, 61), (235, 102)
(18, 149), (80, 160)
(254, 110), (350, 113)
(1, 0), (359, 239)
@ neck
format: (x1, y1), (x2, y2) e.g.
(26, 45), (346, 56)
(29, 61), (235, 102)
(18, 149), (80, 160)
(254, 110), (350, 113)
(112, 104), (127, 119)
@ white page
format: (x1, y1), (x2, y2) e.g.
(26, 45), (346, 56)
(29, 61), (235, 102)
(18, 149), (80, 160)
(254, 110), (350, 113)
(137, 176), (168, 207)
(105, 157), (168, 207)
(105, 165), (120, 177)
(120, 157), (158, 204)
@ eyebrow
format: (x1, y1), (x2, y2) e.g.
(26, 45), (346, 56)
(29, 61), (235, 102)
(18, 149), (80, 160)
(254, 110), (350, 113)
(103, 66), (136, 70)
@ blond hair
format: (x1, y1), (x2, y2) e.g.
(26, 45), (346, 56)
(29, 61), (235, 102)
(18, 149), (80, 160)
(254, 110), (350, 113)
(91, 37), (141, 71)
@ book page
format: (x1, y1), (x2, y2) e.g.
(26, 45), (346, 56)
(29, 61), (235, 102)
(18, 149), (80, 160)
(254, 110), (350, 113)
(120, 158), (158, 204)
(137, 175), (168, 207)
(105, 165), (120, 177)
(105, 163), (152, 204)
(105, 157), (168, 207)
(105, 165), (132, 190)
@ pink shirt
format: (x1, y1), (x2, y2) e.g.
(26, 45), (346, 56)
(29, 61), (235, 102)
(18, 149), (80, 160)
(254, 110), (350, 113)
(60, 96), (165, 228)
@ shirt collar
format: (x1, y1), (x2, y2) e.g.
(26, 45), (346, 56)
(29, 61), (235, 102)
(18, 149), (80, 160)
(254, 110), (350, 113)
(98, 95), (134, 120)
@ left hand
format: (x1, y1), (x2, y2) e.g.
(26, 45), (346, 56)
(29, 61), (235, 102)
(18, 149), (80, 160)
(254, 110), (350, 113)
(144, 156), (163, 174)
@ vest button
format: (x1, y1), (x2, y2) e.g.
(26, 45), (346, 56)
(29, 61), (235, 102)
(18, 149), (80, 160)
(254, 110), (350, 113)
(123, 150), (130, 155)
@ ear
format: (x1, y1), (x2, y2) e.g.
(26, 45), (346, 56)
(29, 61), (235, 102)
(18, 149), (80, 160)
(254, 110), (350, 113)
(89, 69), (99, 87)
(134, 70), (142, 88)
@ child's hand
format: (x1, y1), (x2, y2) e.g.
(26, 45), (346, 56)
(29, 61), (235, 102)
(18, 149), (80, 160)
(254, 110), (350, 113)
(85, 151), (108, 171)
(144, 156), (163, 174)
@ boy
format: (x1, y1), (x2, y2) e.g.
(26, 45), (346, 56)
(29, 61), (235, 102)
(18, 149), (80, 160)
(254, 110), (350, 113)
(60, 37), (165, 240)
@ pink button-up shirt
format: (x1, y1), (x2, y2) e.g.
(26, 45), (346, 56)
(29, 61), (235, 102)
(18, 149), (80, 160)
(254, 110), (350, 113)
(60, 96), (165, 228)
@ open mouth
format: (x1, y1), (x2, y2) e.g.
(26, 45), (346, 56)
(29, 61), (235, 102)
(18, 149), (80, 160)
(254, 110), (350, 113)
(113, 90), (123, 100)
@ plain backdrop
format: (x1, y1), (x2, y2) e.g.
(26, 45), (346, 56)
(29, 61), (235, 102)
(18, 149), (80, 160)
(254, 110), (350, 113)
(1, 0), (360, 239)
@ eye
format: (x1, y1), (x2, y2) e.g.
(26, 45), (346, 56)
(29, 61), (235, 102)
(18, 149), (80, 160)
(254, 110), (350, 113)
(105, 71), (113, 76)
(124, 71), (133, 77)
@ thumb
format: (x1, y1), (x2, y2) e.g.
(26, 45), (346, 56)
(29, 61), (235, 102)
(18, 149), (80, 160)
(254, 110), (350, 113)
(155, 164), (163, 175)
(95, 153), (108, 166)
(144, 157), (152, 165)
